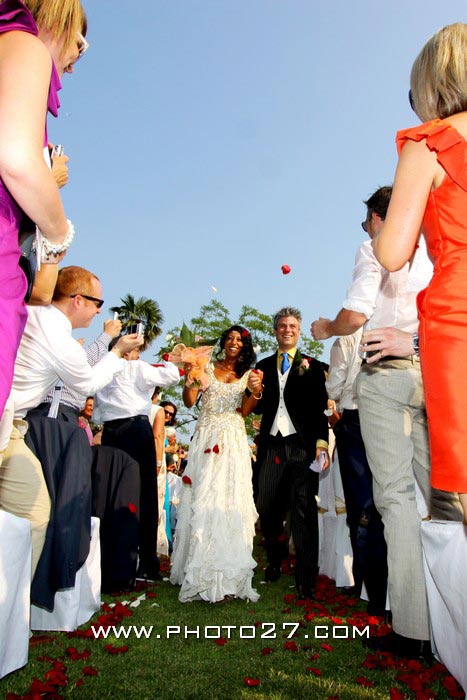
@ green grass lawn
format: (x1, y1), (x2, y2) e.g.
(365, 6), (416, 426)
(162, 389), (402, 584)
(0, 543), (463, 700)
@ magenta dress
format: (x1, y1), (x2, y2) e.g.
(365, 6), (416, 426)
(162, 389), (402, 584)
(0, 0), (61, 417)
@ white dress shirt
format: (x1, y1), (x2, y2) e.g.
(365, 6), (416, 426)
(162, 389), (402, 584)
(342, 238), (433, 333)
(12, 306), (123, 420)
(93, 359), (180, 423)
(326, 331), (362, 411)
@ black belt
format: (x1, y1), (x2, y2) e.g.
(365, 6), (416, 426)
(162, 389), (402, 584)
(104, 414), (148, 428)
(34, 402), (80, 419)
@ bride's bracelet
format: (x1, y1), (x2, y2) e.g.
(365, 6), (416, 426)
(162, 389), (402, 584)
(38, 219), (75, 257)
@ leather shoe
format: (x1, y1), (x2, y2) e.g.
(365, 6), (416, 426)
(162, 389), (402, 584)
(136, 564), (162, 583)
(364, 631), (433, 662)
(264, 564), (281, 583)
(296, 583), (315, 600)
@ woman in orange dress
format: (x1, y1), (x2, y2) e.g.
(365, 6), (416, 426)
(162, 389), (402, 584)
(372, 23), (467, 524)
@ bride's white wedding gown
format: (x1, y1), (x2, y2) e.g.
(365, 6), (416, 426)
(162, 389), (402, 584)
(170, 363), (259, 603)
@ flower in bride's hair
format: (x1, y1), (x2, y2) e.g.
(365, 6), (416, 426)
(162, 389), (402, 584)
(241, 329), (250, 338)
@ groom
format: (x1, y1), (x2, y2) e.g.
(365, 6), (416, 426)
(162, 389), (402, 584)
(251, 307), (329, 599)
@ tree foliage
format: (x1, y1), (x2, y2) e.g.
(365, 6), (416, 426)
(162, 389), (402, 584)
(110, 294), (163, 348)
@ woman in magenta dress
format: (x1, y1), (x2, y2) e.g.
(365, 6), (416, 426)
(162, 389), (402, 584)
(0, 0), (87, 420)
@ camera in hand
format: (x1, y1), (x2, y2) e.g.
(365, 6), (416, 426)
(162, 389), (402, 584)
(125, 321), (143, 335)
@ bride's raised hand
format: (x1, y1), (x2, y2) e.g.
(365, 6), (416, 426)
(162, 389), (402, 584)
(247, 369), (263, 395)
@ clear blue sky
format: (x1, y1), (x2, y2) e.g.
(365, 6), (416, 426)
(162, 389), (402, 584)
(52, 0), (466, 360)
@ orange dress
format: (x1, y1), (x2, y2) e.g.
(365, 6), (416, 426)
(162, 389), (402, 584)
(397, 119), (467, 493)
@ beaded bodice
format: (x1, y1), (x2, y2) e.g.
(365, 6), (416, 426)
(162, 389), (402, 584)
(196, 363), (249, 429)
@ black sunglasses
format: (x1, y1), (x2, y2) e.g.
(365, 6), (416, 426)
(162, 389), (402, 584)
(70, 293), (104, 309)
(164, 410), (175, 417)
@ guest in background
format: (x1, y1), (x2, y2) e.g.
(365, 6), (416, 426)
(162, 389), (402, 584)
(94, 344), (180, 582)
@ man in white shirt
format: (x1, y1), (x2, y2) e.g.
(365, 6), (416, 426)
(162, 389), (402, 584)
(1, 266), (142, 580)
(94, 346), (180, 582)
(311, 186), (433, 658)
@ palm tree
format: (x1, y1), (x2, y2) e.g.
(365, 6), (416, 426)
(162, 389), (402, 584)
(110, 294), (164, 348)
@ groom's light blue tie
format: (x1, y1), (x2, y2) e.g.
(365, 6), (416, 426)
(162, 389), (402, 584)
(281, 352), (291, 374)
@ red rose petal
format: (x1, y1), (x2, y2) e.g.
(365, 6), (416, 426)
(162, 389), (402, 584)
(162, 353), (169, 361)
(182, 475), (192, 485)
(104, 644), (129, 655)
(75, 678), (84, 688)
(244, 677), (261, 686)
(281, 264), (291, 274)
(321, 643), (333, 652)
(442, 675), (465, 697)
(213, 444), (220, 454)
(214, 638), (227, 646)
(356, 676), (375, 687)
(127, 502), (137, 513)
(261, 647), (274, 655)
(283, 640), (298, 652)
(390, 690), (406, 700)
(307, 667), (322, 676)
(82, 666), (99, 676)
(204, 448), (211, 453)
(178, 368), (185, 377)
(274, 456), (280, 464)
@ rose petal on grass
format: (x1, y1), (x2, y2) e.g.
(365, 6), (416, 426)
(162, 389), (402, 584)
(82, 666), (99, 676)
(321, 643), (333, 652)
(214, 638), (227, 646)
(307, 667), (322, 676)
(442, 675), (465, 697)
(244, 677), (261, 686)
(104, 644), (129, 655)
(261, 647), (274, 655)
(356, 676), (375, 687)
(390, 689), (406, 700)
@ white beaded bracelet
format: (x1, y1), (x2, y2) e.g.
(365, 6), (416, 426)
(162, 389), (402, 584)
(34, 219), (75, 268)
(41, 219), (75, 255)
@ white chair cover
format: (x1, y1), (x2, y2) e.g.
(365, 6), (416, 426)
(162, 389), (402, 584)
(421, 520), (467, 695)
(0, 510), (31, 679)
(30, 517), (101, 632)
(318, 447), (354, 587)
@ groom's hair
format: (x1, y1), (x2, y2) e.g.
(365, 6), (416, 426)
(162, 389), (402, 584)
(273, 306), (302, 330)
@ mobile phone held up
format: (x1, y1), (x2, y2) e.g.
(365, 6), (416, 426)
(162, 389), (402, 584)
(125, 322), (143, 336)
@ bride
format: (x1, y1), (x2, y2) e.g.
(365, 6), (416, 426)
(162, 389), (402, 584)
(170, 325), (263, 603)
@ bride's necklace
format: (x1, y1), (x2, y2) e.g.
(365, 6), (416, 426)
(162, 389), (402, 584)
(218, 361), (236, 378)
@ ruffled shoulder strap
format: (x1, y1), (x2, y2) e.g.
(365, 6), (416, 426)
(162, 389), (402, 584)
(0, 0), (37, 36)
(397, 119), (467, 190)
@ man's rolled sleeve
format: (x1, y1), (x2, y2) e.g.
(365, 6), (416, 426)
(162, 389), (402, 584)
(342, 241), (383, 319)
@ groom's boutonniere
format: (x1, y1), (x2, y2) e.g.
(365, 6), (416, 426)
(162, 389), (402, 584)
(298, 357), (311, 376)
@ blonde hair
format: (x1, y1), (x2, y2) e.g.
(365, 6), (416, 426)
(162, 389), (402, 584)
(53, 266), (100, 301)
(410, 23), (467, 122)
(20, 0), (87, 55)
